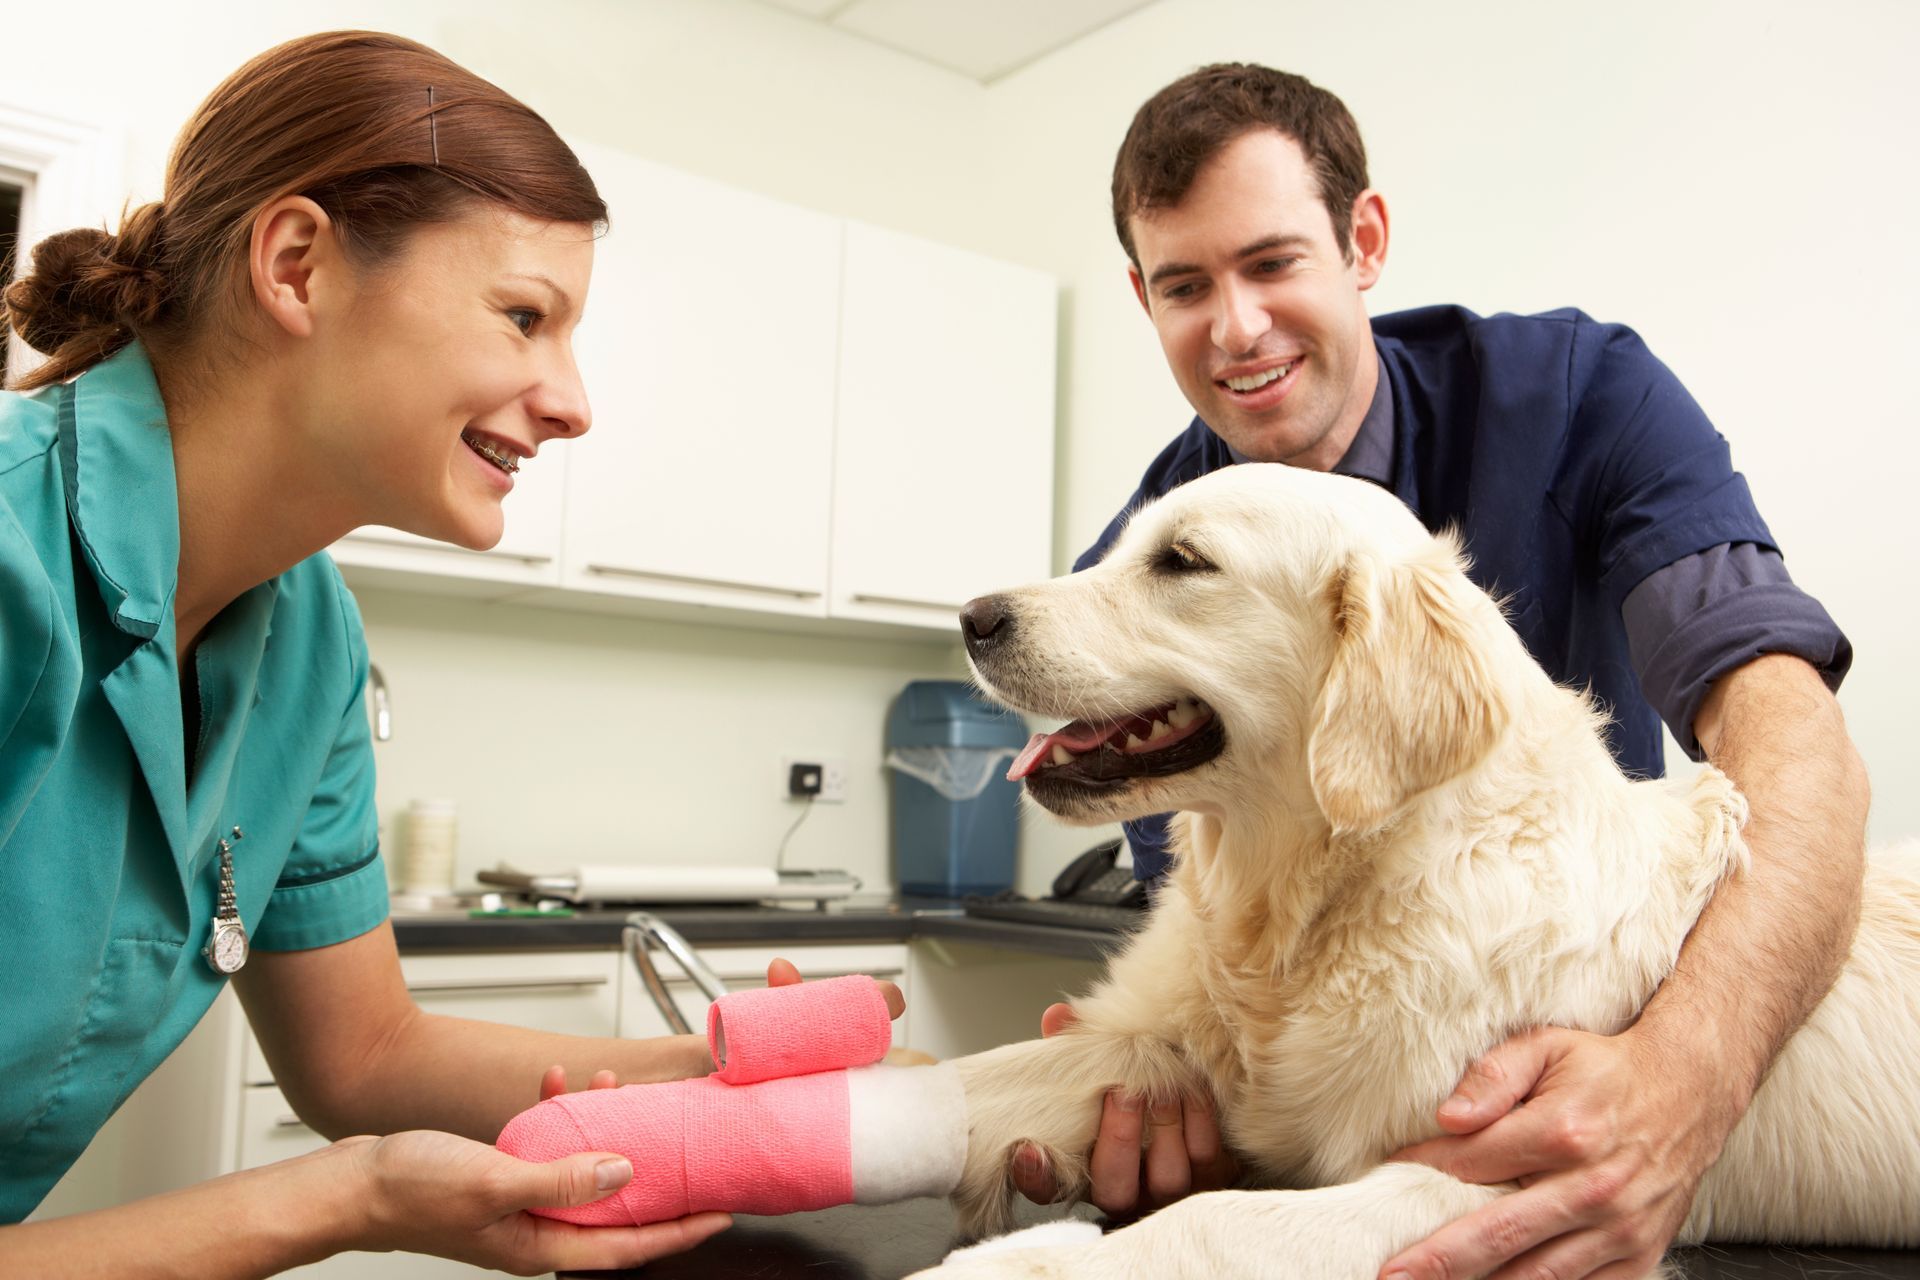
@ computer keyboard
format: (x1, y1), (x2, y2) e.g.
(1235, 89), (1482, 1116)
(961, 896), (1147, 934)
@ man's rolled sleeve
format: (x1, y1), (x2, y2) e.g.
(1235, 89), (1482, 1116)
(251, 580), (389, 952)
(1623, 543), (1852, 760)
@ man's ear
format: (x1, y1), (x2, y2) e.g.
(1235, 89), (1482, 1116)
(1127, 263), (1151, 317)
(1349, 189), (1389, 291)
(1307, 541), (1512, 834)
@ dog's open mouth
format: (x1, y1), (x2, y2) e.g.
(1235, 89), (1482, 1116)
(1007, 697), (1226, 789)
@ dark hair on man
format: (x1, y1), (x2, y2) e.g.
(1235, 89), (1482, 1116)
(1111, 63), (1370, 267)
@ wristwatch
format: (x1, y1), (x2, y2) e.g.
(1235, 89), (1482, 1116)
(203, 829), (250, 975)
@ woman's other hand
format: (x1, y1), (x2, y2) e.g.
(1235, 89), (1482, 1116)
(342, 1129), (730, 1274)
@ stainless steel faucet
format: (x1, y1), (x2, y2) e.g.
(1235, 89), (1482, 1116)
(367, 663), (392, 741)
(624, 913), (729, 1035)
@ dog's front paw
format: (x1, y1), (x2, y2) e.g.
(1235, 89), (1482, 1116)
(906, 1220), (1106, 1279)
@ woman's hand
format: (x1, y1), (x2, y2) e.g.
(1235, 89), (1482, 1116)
(341, 1129), (731, 1275)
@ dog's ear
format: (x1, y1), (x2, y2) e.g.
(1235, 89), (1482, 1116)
(1307, 542), (1513, 834)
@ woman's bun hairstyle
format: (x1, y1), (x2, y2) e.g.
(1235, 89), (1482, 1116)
(3, 203), (170, 385)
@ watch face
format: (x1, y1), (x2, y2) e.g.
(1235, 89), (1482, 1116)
(209, 925), (249, 974)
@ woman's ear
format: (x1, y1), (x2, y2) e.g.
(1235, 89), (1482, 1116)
(1307, 541), (1512, 834)
(247, 195), (336, 338)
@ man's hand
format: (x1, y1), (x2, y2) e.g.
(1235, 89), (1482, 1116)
(1009, 1002), (1238, 1216)
(341, 1129), (731, 1274)
(1381, 1024), (1738, 1280)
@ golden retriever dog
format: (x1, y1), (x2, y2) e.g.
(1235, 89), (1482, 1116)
(915, 463), (1920, 1278)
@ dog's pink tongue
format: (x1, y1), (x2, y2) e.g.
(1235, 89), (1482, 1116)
(1006, 719), (1116, 781)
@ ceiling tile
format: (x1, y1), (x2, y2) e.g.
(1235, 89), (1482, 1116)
(754, 0), (1161, 84)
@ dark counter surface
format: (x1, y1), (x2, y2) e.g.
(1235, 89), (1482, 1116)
(581, 1196), (1920, 1279)
(389, 896), (1127, 961)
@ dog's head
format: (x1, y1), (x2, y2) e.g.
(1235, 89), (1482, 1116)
(963, 465), (1521, 836)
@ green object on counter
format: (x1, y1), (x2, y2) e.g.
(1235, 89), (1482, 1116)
(468, 906), (576, 919)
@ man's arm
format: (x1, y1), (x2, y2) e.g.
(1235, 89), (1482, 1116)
(1383, 652), (1869, 1280)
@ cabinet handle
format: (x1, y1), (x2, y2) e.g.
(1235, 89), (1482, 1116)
(274, 1114), (309, 1130)
(347, 531), (554, 565)
(585, 564), (823, 599)
(405, 974), (610, 993)
(850, 593), (965, 613)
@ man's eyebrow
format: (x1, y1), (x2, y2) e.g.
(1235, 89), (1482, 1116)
(505, 271), (578, 316)
(1145, 234), (1315, 288)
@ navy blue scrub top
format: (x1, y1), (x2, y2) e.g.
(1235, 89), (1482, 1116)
(1078, 306), (1848, 879)
(0, 342), (390, 1221)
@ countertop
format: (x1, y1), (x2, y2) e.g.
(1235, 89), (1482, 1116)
(590, 1196), (1920, 1279)
(389, 896), (1135, 961)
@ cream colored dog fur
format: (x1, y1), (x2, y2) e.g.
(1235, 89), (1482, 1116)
(917, 464), (1919, 1278)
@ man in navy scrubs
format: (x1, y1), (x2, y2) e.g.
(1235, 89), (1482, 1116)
(1015, 63), (1868, 1280)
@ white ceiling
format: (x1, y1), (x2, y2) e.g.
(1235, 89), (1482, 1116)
(753, 0), (1163, 84)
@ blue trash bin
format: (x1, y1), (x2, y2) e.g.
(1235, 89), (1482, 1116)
(885, 680), (1028, 898)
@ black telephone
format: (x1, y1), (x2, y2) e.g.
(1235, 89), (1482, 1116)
(1050, 838), (1149, 909)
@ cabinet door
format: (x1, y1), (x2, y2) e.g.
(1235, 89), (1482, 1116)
(328, 436), (567, 591)
(830, 223), (1057, 630)
(561, 143), (842, 617)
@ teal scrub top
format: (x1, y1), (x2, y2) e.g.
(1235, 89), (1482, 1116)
(0, 341), (390, 1221)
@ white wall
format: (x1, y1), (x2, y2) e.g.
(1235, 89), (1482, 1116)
(8, 0), (1915, 897)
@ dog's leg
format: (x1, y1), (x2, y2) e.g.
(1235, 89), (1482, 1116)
(913, 1164), (1533, 1280)
(945, 901), (1229, 1237)
(948, 1021), (1206, 1237)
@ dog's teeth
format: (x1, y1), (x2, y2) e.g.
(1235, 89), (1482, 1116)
(1050, 745), (1074, 766)
(1168, 701), (1195, 730)
(1125, 733), (1145, 749)
(1149, 720), (1171, 741)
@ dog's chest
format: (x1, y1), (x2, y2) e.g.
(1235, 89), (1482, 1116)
(1194, 913), (1499, 1185)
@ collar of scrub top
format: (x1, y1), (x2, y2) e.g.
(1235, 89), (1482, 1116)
(58, 340), (279, 890)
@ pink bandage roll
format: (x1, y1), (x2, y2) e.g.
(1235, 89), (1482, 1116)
(499, 1072), (851, 1226)
(706, 973), (893, 1084)
(497, 1063), (968, 1227)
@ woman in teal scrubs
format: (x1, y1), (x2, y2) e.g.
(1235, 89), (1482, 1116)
(0, 30), (876, 1276)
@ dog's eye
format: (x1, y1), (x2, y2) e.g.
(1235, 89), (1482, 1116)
(1157, 541), (1215, 574)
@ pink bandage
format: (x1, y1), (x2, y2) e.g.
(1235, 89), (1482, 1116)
(498, 1072), (852, 1226)
(705, 973), (893, 1084)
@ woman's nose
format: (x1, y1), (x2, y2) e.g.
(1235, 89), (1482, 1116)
(535, 348), (593, 440)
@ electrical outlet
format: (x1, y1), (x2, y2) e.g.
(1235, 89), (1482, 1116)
(780, 755), (848, 803)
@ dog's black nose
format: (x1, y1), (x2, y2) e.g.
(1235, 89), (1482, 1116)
(959, 595), (1012, 653)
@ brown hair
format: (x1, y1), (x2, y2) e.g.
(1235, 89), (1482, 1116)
(2, 30), (606, 391)
(1111, 63), (1369, 267)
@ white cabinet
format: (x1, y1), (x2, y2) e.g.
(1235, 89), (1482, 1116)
(558, 145), (844, 618)
(330, 145), (1058, 636)
(829, 222), (1058, 629)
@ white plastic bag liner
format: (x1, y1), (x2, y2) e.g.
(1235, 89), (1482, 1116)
(884, 746), (1018, 801)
